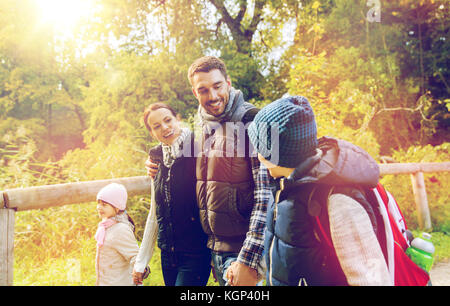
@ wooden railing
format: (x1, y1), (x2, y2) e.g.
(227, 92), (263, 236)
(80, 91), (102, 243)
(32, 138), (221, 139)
(1, 162), (449, 286)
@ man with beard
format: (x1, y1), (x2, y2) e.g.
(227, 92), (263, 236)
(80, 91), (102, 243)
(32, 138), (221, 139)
(146, 56), (271, 286)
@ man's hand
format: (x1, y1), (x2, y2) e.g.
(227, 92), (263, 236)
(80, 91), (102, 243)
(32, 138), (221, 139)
(132, 268), (143, 285)
(226, 261), (258, 286)
(145, 157), (159, 178)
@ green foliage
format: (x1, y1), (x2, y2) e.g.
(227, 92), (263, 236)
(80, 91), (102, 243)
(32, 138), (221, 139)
(381, 143), (450, 231)
(426, 232), (450, 262)
(0, 118), (68, 188)
(220, 44), (267, 100)
(287, 47), (381, 158)
(1, 0), (448, 285)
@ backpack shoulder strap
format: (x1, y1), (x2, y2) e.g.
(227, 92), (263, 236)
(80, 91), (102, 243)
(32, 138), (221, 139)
(309, 185), (382, 250)
(306, 185), (335, 248)
(241, 107), (260, 124)
(371, 183), (430, 285)
(375, 183), (389, 205)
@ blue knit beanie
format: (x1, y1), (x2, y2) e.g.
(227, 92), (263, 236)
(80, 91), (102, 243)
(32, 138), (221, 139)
(248, 96), (318, 168)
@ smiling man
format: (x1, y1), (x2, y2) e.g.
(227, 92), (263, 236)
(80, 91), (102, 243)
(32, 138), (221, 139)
(191, 68), (230, 117)
(187, 56), (271, 286)
(145, 56), (271, 286)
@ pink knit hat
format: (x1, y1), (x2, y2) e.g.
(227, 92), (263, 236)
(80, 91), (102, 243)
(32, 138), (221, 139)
(96, 183), (128, 211)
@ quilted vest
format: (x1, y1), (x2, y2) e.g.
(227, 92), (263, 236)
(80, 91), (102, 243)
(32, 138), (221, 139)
(265, 182), (362, 286)
(265, 137), (383, 286)
(196, 107), (256, 252)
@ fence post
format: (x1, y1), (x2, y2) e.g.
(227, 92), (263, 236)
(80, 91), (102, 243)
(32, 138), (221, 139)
(410, 172), (432, 231)
(0, 208), (15, 286)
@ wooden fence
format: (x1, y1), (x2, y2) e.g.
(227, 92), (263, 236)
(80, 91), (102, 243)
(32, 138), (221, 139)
(1, 162), (449, 286)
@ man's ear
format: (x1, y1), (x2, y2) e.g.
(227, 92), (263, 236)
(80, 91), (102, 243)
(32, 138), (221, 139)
(192, 87), (198, 98)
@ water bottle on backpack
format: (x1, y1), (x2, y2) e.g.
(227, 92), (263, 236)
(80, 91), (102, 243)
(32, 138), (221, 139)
(406, 232), (435, 273)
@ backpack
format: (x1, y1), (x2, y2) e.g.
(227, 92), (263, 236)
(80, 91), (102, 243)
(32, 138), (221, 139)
(313, 182), (430, 286)
(242, 107), (260, 124)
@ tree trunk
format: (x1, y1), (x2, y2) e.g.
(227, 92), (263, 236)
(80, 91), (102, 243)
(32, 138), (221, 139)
(209, 0), (266, 55)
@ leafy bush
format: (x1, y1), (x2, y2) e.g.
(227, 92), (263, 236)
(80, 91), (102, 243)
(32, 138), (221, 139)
(381, 143), (450, 231)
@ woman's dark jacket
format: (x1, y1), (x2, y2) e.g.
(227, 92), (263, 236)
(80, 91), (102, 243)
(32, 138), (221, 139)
(150, 134), (209, 255)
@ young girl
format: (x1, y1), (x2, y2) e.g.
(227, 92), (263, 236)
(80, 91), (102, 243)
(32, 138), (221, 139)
(95, 182), (141, 286)
(133, 103), (211, 286)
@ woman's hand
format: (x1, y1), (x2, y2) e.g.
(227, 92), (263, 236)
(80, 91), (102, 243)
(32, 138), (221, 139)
(145, 157), (159, 178)
(132, 268), (144, 285)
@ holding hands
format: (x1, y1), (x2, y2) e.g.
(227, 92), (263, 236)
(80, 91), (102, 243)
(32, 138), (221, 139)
(226, 261), (258, 286)
(145, 157), (159, 178)
(132, 266), (150, 285)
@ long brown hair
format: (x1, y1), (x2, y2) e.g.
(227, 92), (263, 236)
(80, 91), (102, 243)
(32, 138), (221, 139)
(143, 102), (178, 133)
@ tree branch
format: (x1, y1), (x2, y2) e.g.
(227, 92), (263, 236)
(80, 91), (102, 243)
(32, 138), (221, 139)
(209, 0), (239, 34)
(236, 0), (247, 24)
(248, 0), (265, 34)
(374, 96), (432, 122)
(208, 0), (267, 53)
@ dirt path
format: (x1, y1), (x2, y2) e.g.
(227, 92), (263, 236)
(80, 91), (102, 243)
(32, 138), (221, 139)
(430, 259), (450, 286)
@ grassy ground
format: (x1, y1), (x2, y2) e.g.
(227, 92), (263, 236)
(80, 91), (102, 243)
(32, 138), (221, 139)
(11, 201), (219, 286)
(424, 231), (450, 263)
(13, 236), (218, 286)
(13, 242), (218, 286)
(13, 230), (450, 286)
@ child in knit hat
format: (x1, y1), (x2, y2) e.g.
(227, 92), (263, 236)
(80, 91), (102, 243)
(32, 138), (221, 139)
(95, 183), (147, 286)
(248, 96), (392, 286)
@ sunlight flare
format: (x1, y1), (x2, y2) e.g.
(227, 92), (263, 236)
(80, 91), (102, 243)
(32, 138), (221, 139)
(35, 0), (95, 37)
